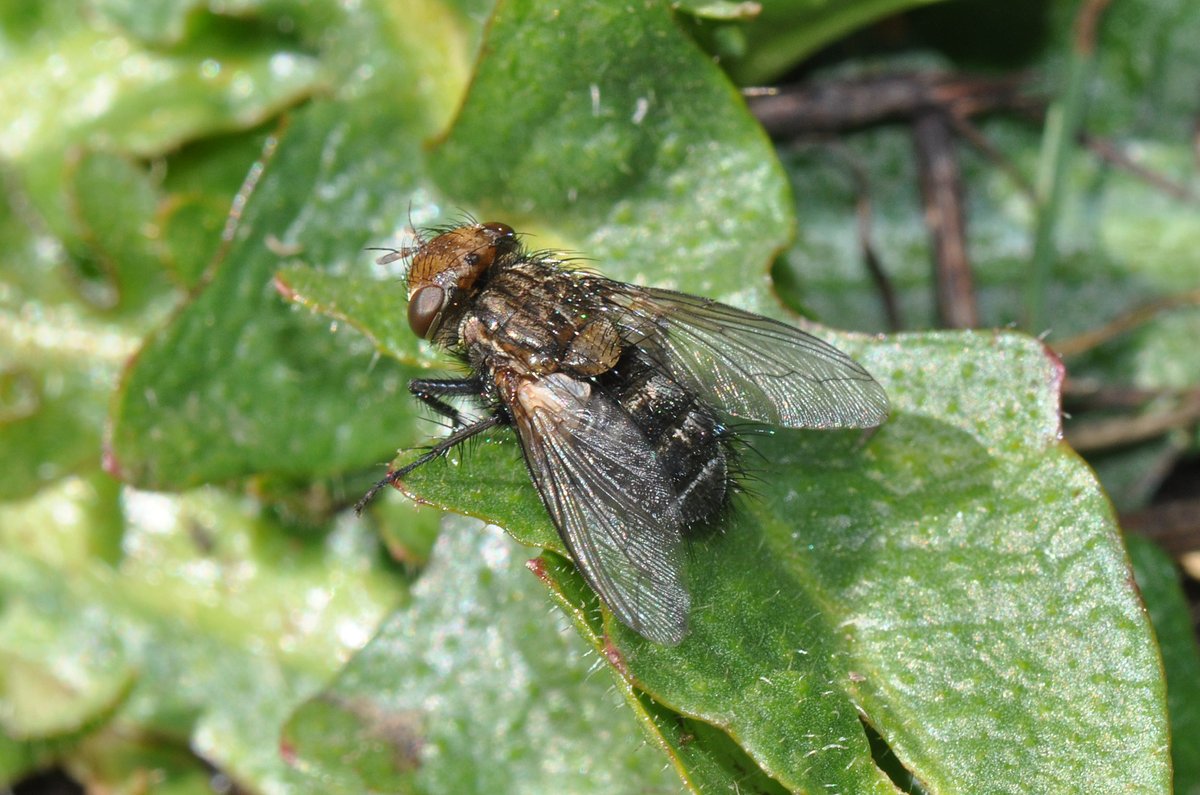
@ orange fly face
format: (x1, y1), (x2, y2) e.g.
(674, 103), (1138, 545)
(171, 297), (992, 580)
(406, 221), (517, 339)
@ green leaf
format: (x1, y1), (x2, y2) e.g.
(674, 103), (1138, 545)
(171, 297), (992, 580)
(0, 556), (134, 740)
(0, 2), (321, 245)
(0, 477), (404, 792)
(695, 0), (949, 84)
(0, 0), (324, 498)
(431, 0), (792, 317)
(283, 518), (687, 795)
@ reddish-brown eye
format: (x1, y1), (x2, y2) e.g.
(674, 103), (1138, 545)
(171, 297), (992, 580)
(407, 285), (444, 339)
(482, 221), (515, 239)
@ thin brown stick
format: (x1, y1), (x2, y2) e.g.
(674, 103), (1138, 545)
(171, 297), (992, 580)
(1081, 134), (1197, 203)
(1066, 395), (1200, 452)
(1011, 102), (1198, 205)
(947, 114), (1037, 200)
(857, 196), (903, 333)
(1062, 378), (1189, 409)
(1074, 0), (1113, 56)
(746, 72), (1038, 137)
(826, 142), (903, 331)
(1051, 289), (1200, 356)
(1128, 436), (1192, 511)
(913, 111), (978, 328)
(1122, 498), (1200, 558)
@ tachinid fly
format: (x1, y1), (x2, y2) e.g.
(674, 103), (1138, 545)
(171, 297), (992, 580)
(356, 221), (889, 645)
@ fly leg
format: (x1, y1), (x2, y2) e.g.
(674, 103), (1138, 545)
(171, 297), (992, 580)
(354, 413), (502, 515)
(409, 377), (484, 428)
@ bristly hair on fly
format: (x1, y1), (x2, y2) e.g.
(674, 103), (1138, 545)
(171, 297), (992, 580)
(353, 217), (890, 645)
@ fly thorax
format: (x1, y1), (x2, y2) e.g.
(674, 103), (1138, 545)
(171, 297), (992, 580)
(560, 316), (622, 377)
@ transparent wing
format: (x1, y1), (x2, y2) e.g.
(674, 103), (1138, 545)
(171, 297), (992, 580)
(508, 372), (689, 645)
(607, 285), (890, 429)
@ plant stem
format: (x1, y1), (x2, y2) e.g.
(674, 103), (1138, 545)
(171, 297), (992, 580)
(1027, 0), (1111, 334)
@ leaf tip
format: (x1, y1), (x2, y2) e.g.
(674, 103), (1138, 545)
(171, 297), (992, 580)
(101, 432), (125, 482)
(1038, 337), (1068, 438)
(525, 555), (550, 582)
(279, 738), (298, 767)
(272, 271), (298, 302)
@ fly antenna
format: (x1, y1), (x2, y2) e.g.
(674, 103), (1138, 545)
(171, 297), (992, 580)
(365, 245), (417, 265)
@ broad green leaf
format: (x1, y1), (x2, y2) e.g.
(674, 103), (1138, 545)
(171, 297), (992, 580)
(0, 1), (322, 498)
(0, 4), (321, 245)
(431, 0), (792, 317)
(0, 10), (319, 161)
(687, 0), (949, 84)
(0, 477), (403, 793)
(284, 518), (687, 795)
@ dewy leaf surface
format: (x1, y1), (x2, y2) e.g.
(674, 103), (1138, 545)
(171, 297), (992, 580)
(284, 518), (687, 795)
(0, 0), (322, 498)
(0, 476), (402, 793)
(0, 0), (321, 244)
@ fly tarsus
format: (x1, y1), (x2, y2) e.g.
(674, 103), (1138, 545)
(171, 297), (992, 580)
(353, 414), (503, 515)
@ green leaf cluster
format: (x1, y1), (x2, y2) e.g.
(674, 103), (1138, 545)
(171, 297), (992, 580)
(1, 0), (1196, 793)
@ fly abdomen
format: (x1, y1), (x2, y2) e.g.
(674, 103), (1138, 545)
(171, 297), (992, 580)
(600, 351), (730, 528)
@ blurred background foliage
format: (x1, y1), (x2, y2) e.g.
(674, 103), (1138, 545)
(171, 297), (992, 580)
(1, 0), (1198, 793)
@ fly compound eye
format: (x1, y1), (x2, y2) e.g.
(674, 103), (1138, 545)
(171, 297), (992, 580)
(407, 284), (445, 339)
(482, 221), (515, 239)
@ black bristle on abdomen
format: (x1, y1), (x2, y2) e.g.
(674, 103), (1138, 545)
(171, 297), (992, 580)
(598, 350), (733, 531)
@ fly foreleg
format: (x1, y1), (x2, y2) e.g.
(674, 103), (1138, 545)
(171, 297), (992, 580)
(354, 413), (502, 515)
(409, 377), (484, 428)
